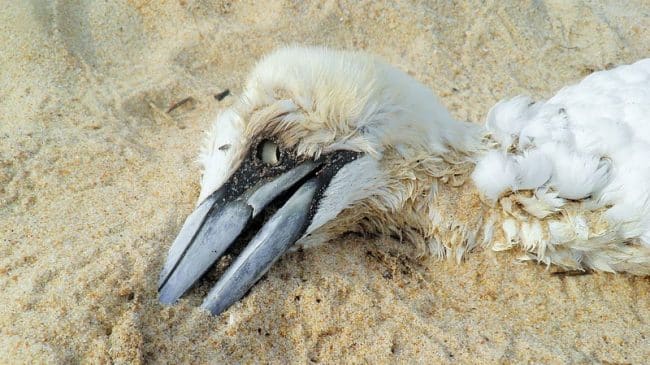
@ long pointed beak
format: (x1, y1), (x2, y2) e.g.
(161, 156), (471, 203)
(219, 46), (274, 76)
(201, 178), (319, 314)
(158, 160), (319, 306)
(158, 150), (358, 315)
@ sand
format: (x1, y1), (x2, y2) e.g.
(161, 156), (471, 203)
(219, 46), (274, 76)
(1, 1), (649, 363)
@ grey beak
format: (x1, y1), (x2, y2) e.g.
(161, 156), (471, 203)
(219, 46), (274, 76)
(158, 149), (359, 315)
(158, 161), (319, 306)
(201, 178), (319, 314)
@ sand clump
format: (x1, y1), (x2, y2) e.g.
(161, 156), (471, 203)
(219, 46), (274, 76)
(1, 1), (649, 363)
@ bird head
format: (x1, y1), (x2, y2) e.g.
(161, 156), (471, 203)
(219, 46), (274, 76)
(158, 46), (481, 315)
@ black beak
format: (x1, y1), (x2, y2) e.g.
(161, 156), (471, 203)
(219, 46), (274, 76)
(158, 149), (358, 315)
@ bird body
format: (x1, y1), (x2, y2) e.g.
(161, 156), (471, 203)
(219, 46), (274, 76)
(160, 47), (650, 315)
(473, 58), (650, 274)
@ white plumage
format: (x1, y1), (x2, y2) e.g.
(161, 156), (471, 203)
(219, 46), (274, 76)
(197, 47), (650, 276)
(473, 59), (650, 261)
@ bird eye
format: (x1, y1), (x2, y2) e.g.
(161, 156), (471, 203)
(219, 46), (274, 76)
(258, 140), (280, 166)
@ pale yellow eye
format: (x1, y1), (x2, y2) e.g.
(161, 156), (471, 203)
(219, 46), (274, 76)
(259, 140), (280, 166)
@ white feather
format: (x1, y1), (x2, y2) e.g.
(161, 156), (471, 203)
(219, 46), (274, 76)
(305, 155), (389, 235)
(475, 58), (650, 245)
(471, 150), (517, 201)
(198, 109), (247, 203)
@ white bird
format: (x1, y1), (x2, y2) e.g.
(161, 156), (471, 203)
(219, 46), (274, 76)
(158, 46), (650, 315)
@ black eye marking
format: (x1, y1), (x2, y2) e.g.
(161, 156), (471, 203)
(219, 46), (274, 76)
(218, 144), (231, 151)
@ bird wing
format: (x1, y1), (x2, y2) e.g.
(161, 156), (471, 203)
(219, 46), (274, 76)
(474, 58), (650, 245)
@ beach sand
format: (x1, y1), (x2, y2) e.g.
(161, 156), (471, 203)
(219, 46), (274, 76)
(1, 1), (649, 363)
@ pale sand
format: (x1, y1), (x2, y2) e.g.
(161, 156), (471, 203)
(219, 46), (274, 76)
(1, 1), (649, 363)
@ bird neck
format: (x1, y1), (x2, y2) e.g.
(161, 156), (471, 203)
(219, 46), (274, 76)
(416, 122), (505, 259)
(425, 174), (500, 259)
(338, 143), (494, 259)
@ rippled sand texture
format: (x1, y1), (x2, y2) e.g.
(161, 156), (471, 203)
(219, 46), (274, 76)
(2, 1), (649, 363)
